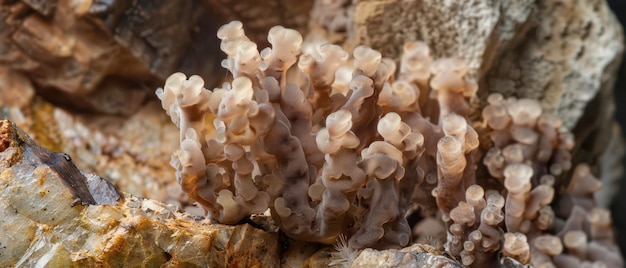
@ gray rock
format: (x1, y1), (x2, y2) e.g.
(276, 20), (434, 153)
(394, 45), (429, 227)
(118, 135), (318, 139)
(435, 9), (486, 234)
(350, 244), (462, 268)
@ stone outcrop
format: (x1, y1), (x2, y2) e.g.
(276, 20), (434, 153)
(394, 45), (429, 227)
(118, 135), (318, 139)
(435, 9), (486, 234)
(0, 0), (314, 115)
(0, 120), (281, 267)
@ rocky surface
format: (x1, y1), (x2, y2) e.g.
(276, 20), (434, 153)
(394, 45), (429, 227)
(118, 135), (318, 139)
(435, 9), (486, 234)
(0, 0), (314, 115)
(0, 81), (196, 214)
(311, 0), (623, 129)
(0, 120), (279, 267)
(350, 0), (533, 78)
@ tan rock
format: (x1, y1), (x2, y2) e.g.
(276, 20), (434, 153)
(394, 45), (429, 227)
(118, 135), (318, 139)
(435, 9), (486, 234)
(0, 120), (279, 267)
(0, 0), (314, 114)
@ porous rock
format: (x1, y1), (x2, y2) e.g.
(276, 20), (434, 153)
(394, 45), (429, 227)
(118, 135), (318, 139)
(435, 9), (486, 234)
(312, 0), (623, 130)
(350, 244), (462, 268)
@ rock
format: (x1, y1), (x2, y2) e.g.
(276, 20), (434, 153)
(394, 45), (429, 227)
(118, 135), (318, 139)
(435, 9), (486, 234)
(10, 98), (196, 214)
(350, 244), (462, 268)
(0, 120), (280, 267)
(310, 0), (535, 79)
(0, 66), (34, 109)
(0, 76), (201, 214)
(487, 0), (623, 129)
(0, 0), (153, 115)
(311, 0), (623, 130)
(0, 66), (34, 126)
(0, 0), (314, 115)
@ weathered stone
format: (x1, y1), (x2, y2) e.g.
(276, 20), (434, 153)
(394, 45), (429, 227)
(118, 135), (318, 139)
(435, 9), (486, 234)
(0, 120), (280, 267)
(39, 101), (192, 212)
(0, 0), (314, 115)
(349, 0), (534, 79)
(0, 0), (152, 115)
(350, 244), (462, 268)
(311, 0), (623, 130)
(487, 0), (623, 129)
(0, 66), (34, 126)
(0, 66), (34, 109)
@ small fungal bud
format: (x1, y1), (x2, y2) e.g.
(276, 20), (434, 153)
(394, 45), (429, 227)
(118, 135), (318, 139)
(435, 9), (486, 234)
(378, 113), (410, 145)
(450, 201), (476, 226)
(568, 164), (602, 195)
(442, 113), (467, 138)
(504, 164), (533, 194)
(353, 45), (382, 77)
(503, 232), (530, 264)
(400, 41), (431, 83)
(534, 235), (563, 256)
(469, 230), (483, 244)
(466, 185), (486, 209)
(502, 144), (524, 164)
(487, 93), (504, 105)
(506, 99), (542, 127)
(563, 230), (588, 259)
(437, 136), (465, 173)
